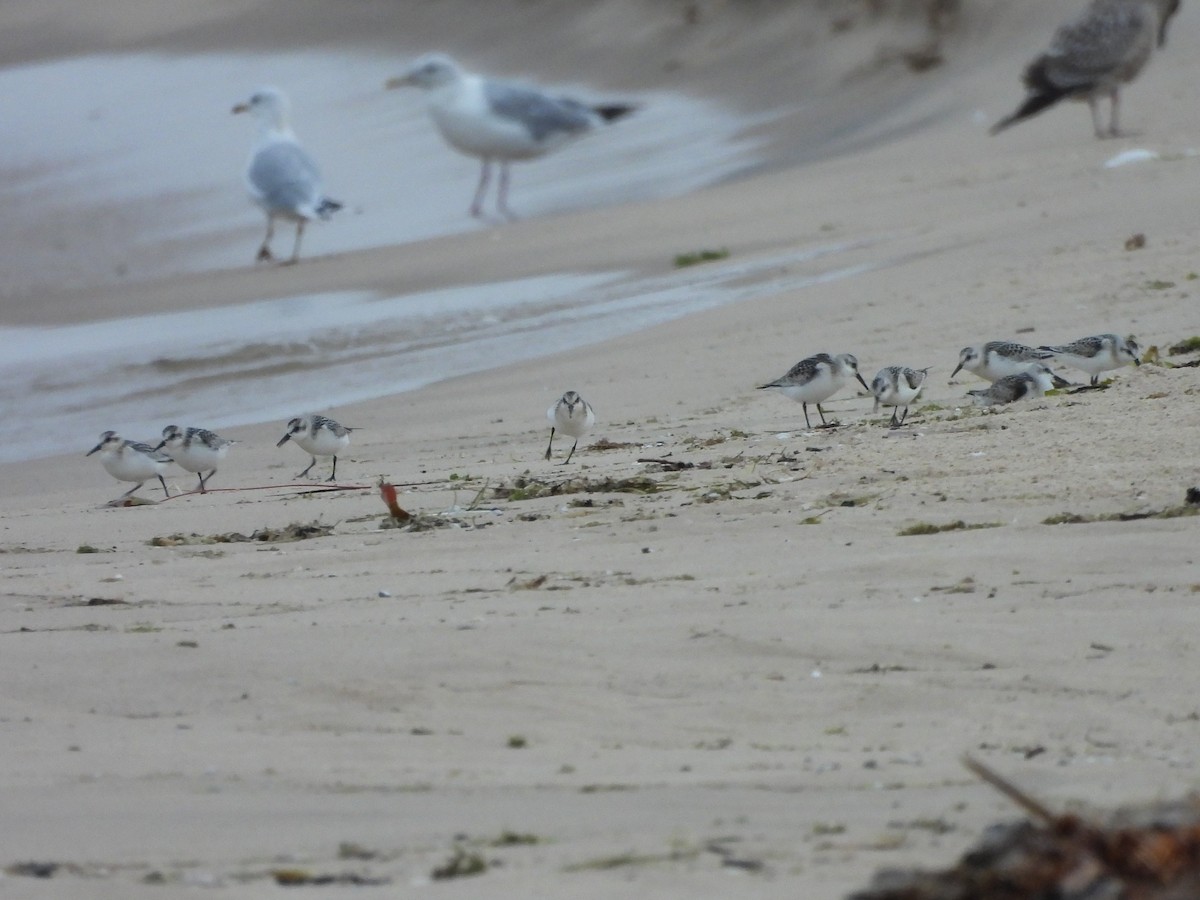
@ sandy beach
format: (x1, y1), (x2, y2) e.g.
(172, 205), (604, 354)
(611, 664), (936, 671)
(3, 1), (1200, 896)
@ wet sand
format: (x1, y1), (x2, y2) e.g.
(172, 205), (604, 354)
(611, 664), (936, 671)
(3, 1), (1200, 897)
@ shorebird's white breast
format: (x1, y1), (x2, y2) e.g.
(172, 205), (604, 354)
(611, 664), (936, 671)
(550, 401), (595, 437)
(101, 446), (166, 482)
(777, 366), (839, 403)
(172, 440), (228, 473)
(294, 427), (349, 456)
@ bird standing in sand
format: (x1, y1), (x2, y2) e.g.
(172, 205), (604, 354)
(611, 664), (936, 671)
(870, 366), (930, 428)
(87, 431), (173, 500)
(991, 0), (1180, 138)
(277, 415), (353, 481)
(1038, 333), (1141, 385)
(386, 53), (637, 220)
(545, 391), (595, 464)
(154, 425), (237, 494)
(233, 88), (342, 264)
(758, 353), (870, 430)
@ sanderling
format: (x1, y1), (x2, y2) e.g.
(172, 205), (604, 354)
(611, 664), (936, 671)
(1038, 333), (1141, 385)
(968, 364), (1070, 406)
(991, 0), (1180, 138)
(950, 341), (1056, 383)
(758, 353), (870, 430)
(233, 87), (342, 264)
(87, 431), (172, 499)
(385, 53), (637, 220)
(276, 415), (353, 481)
(871, 366), (930, 427)
(154, 425), (237, 494)
(545, 390), (595, 464)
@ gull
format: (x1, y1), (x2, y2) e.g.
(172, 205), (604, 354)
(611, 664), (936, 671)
(545, 391), (595, 464)
(968, 364), (1071, 406)
(758, 353), (870, 430)
(276, 415), (353, 481)
(950, 341), (1057, 383)
(154, 425), (237, 493)
(1038, 333), (1141, 385)
(87, 431), (172, 500)
(991, 0), (1181, 138)
(870, 366), (930, 427)
(386, 53), (637, 220)
(232, 87), (342, 264)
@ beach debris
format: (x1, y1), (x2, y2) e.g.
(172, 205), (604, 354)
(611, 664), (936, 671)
(898, 520), (1003, 536)
(493, 473), (664, 501)
(1125, 232), (1146, 250)
(674, 248), (729, 268)
(1169, 336), (1200, 356)
(5, 861), (60, 878)
(378, 480), (411, 522)
(1043, 493), (1200, 525)
(848, 755), (1200, 899)
(637, 457), (695, 471)
(431, 846), (488, 881)
(270, 868), (389, 886)
(148, 522), (334, 546)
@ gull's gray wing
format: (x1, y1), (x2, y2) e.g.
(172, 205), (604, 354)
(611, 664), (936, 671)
(248, 141), (322, 213)
(1039, 2), (1154, 89)
(483, 80), (594, 141)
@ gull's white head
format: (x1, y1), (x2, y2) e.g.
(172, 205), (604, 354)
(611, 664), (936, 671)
(386, 53), (463, 91)
(232, 87), (291, 132)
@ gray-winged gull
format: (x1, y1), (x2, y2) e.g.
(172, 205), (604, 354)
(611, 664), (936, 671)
(232, 88), (342, 264)
(991, 0), (1181, 137)
(386, 53), (637, 220)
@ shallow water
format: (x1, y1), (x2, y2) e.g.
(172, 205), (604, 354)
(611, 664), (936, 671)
(0, 51), (767, 295)
(0, 50), (892, 464)
(0, 244), (886, 463)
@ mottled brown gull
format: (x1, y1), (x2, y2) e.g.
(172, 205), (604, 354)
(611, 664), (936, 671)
(991, 0), (1180, 138)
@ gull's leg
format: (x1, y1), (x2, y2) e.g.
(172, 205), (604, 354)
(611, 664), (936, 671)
(1107, 88), (1121, 138)
(544, 428), (556, 460)
(497, 162), (516, 221)
(816, 403), (829, 426)
(298, 456), (317, 479)
(801, 403), (812, 431)
(258, 216), (276, 262)
(157, 475), (170, 498)
(286, 220), (305, 265)
(470, 159), (493, 218)
(1088, 96), (1106, 139)
(327, 456), (338, 482)
(563, 439), (578, 465)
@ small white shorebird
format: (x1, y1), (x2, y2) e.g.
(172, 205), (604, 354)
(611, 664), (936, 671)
(870, 366), (930, 428)
(1038, 333), (1141, 385)
(154, 425), (237, 494)
(991, 0), (1180, 138)
(758, 353), (870, 430)
(968, 364), (1071, 406)
(87, 431), (172, 500)
(545, 391), (595, 465)
(232, 87), (342, 264)
(950, 341), (1056, 383)
(386, 53), (637, 220)
(276, 415), (353, 481)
